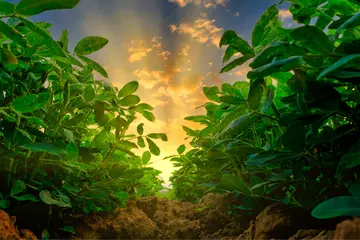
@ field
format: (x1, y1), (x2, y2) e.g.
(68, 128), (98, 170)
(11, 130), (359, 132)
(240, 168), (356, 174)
(1, 0), (360, 239)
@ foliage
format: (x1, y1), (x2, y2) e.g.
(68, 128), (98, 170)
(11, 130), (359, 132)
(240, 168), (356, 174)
(169, 0), (360, 219)
(0, 0), (166, 229)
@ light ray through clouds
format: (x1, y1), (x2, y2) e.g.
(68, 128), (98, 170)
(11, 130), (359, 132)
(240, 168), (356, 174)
(27, 0), (293, 182)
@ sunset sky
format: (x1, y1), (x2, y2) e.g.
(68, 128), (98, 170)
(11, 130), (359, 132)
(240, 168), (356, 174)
(10, 0), (295, 181)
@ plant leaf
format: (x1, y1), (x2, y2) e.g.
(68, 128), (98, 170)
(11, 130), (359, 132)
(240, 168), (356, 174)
(20, 143), (67, 156)
(78, 55), (108, 78)
(11, 180), (26, 196)
(16, 0), (80, 16)
(317, 54), (360, 80)
(74, 36), (109, 55)
(11, 93), (50, 113)
(146, 137), (160, 156)
(118, 95), (140, 106)
(312, 196), (360, 219)
(248, 78), (265, 110)
(118, 81), (139, 98)
(252, 4), (279, 47)
(217, 174), (252, 196)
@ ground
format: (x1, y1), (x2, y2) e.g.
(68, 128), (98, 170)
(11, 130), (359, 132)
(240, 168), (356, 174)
(1, 193), (360, 239)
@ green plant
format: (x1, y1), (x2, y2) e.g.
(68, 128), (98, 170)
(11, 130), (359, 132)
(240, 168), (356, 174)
(0, 0), (166, 233)
(169, 0), (360, 218)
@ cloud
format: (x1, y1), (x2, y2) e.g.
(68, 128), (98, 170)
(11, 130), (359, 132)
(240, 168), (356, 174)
(278, 9), (292, 21)
(151, 36), (162, 49)
(234, 12), (240, 17)
(182, 45), (190, 56)
(170, 14), (223, 47)
(127, 39), (153, 63)
(133, 68), (170, 89)
(169, 0), (227, 8)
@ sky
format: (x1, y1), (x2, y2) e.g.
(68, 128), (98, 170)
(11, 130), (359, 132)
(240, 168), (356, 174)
(8, 0), (295, 182)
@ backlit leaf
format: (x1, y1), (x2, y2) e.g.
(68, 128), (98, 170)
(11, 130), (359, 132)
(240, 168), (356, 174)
(16, 0), (80, 16)
(74, 36), (109, 55)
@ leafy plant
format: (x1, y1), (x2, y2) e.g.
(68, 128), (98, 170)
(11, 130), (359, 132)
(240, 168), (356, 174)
(169, 0), (360, 219)
(0, 0), (166, 235)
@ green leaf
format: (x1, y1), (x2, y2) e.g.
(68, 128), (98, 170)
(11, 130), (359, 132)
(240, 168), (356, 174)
(118, 95), (140, 106)
(183, 126), (197, 137)
(137, 137), (145, 148)
(60, 29), (69, 51)
(146, 137), (160, 156)
(63, 129), (74, 142)
(147, 133), (167, 141)
(12, 194), (39, 202)
(74, 36), (109, 55)
(247, 151), (298, 166)
(18, 16), (66, 57)
(120, 169), (145, 180)
(136, 103), (153, 113)
(220, 30), (254, 56)
(223, 46), (239, 63)
(220, 55), (252, 73)
(250, 41), (306, 69)
(248, 78), (265, 110)
(270, 72), (293, 83)
(291, 25), (333, 54)
(252, 4), (279, 47)
(0, 48), (18, 64)
(247, 56), (302, 79)
(142, 111), (155, 122)
(0, 1), (15, 14)
(119, 140), (138, 149)
(39, 190), (71, 207)
(317, 54), (360, 80)
(0, 199), (9, 209)
(118, 81), (139, 98)
(281, 121), (305, 152)
(11, 180), (26, 196)
(20, 143), (66, 156)
(203, 86), (220, 102)
(94, 101), (105, 124)
(350, 181), (360, 198)
(0, 20), (29, 47)
(217, 174), (252, 195)
(16, 0), (80, 16)
(177, 144), (186, 155)
(137, 123), (144, 135)
(142, 151), (151, 164)
(11, 93), (50, 113)
(78, 55), (108, 78)
(226, 147), (263, 157)
(312, 196), (360, 219)
(67, 142), (78, 161)
(84, 85), (95, 102)
(220, 113), (262, 137)
(59, 226), (76, 234)
(184, 115), (210, 125)
(261, 87), (275, 113)
(336, 12), (360, 35)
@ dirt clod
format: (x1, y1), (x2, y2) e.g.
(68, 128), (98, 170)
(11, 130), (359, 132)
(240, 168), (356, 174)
(0, 210), (37, 240)
(333, 217), (360, 239)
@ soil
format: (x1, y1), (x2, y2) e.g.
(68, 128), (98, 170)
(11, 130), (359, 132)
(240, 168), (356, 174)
(1, 193), (360, 239)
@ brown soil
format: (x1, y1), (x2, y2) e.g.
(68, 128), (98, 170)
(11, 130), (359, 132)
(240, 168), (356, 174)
(0, 210), (37, 240)
(2, 193), (360, 239)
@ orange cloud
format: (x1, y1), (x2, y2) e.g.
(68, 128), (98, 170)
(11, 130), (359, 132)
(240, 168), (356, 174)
(278, 9), (292, 21)
(127, 39), (153, 63)
(133, 68), (170, 89)
(169, 0), (228, 8)
(170, 14), (223, 47)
